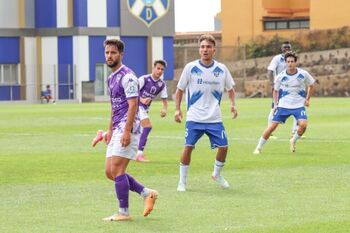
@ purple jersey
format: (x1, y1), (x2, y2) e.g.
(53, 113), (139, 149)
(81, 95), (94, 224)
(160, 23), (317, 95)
(138, 74), (168, 110)
(107, 65), (141, 134)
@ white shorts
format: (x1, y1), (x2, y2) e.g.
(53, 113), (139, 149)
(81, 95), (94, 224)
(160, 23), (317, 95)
(138, 106), (150, 120)
(106, 131), (140, 159)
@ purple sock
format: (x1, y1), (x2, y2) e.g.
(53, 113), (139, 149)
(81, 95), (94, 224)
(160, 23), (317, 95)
(138, 127), (152, 151)
(125, 173), (145, 194)
(114, 174), (130, 208)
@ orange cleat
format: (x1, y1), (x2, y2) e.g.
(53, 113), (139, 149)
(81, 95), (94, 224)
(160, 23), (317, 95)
(143, 190), (158, 217)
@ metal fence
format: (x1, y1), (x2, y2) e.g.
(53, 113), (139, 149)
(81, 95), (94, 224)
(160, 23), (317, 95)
(0, 64), (79, 103)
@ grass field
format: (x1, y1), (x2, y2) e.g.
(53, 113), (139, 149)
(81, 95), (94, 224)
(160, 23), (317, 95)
(1, 98), (350, 233)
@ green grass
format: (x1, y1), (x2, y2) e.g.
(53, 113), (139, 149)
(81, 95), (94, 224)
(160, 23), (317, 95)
(0, 98), (349, 233)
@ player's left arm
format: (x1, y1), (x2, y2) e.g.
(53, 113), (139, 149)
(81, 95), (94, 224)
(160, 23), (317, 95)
(224, 65), (237, 119)
(227, 88), (238, 119)
(304, 71), (316, 107)
(159, 84), (168, 117)
(305, 84), (314, 107)
(160, 98), (168, 117)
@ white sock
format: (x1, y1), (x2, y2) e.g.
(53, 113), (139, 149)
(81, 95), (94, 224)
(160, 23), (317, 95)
(102, 131), (107, 137)
(140, 188), (150, 198)
(292, 133), (301, 143)
(137, 150), (144, 156)
(292, 118), (298, 135)
(119, 207), (129, 216)
(179, 163), (189, 184)
(257, 137), (267, 149)
(267, 109), (274, 127)
(212, 160), (225, 178)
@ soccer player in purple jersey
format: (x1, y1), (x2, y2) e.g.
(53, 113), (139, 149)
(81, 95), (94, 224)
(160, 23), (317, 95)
(101, 39), (158, 221)
(136, 60), (168, 162)
(91, 60), (169, 162)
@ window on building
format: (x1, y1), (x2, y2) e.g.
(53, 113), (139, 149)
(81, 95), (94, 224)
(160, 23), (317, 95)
(95, 64), (111, 96)
(0, 64), (19, 85)
(300, 20), (309, 29)
(289, 21), (301, 29)
(263, 19), (310, 31)
(265, 21), (276, 30)
(276, 21), (288, 29)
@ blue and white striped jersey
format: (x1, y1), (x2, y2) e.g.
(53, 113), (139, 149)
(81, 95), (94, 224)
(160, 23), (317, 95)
(177, 60), (234, 123)
(274, 68), (315, 109)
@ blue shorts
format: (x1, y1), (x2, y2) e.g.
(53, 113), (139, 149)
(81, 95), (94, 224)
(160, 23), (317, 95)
(184, 121), (228, 149)
(272, 107), (307, 124)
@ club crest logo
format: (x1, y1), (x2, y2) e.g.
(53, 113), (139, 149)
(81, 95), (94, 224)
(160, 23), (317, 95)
(127, 0), (170, 27)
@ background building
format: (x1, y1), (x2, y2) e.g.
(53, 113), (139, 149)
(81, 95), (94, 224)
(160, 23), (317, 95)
(0, 0), (175, 102)
(218, 0), (350, 46)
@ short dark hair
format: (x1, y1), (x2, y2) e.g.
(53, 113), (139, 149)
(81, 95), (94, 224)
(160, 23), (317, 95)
(198, 34), (216, 46)
(104, 39), (124, 53)
(153, 59), (167, 68)
(284, 51), (298, 62)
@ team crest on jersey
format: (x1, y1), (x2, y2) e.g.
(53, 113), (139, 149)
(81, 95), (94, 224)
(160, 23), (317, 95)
(213, 67), (223, 77)
(297, 73), (305, 81)
(281, 76), (289, 82)
(127, 0), (170, 27)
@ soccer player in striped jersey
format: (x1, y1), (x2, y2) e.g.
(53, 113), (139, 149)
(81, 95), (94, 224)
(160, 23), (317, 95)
(136, 60), (168, 162)
(254, 51), (315, 154)
(174, 34), (238, 192)
(267, 42), (299, 138)
(101, 39), (157, 221)
(91, 60), (169, 163)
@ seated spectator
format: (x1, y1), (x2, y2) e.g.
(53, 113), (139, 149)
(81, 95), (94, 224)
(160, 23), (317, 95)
(41, 85), (55, 103)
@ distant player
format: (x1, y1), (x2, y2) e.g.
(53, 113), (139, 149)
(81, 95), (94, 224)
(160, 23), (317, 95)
(101, 39), (157, 221)
(253, 51), (315, 154)
(267, 41), (298, 138)
(174, 34), (238, 192)
(136, 60), (168, 162)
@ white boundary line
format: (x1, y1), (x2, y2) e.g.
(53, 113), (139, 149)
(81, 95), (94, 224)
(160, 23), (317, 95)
(2, 133), (349, 143)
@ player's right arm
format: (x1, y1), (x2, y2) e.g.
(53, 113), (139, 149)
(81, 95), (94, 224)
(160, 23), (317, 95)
(267, 70), (274, 86)
(174, 64), (190, 123)
(174, 88), (183, 123)
(272, 89), (279, 113)
(273, 76), (281, 113)
(105, 108), (113, 144)
(267, 56), (278, 88)
(138, 76), (151, 105)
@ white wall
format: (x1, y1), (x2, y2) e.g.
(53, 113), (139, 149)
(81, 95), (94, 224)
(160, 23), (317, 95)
(24, 37), (37, 103)
(106, 36), (120, 40)
(73, 36), (89, 103)
(0, 0), (19, 28)
(87, 0), (106, 27)
(41, 37), (58, 95)
(57, 0), (69, 28)
(151, 37), (164, 62)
